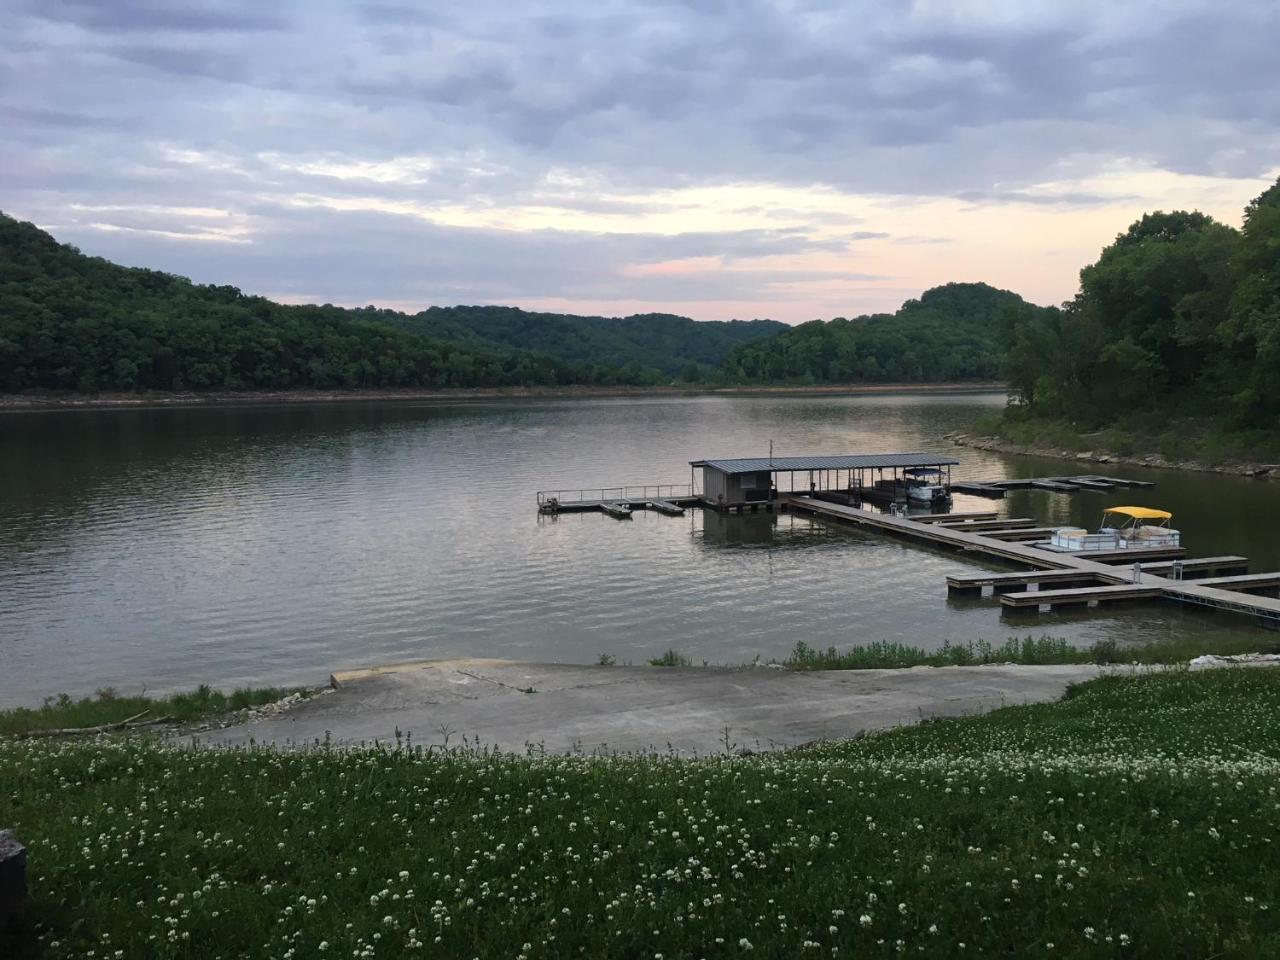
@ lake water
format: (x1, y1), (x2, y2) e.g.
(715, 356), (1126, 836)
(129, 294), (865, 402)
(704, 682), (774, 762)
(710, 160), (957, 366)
(1, 391), (1273, 707)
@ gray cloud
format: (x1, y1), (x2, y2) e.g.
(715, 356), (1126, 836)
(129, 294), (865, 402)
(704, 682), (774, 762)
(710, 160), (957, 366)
(1, 0), (1277, 320)
(29, 0), (289, 33)
(955, 190), (1139, 207)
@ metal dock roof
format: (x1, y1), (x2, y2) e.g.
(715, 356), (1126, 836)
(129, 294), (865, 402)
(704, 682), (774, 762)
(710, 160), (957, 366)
(690, 453), (960, 474)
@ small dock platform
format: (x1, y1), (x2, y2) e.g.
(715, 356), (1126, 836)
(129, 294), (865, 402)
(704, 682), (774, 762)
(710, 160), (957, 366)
(1193, 572), (1280, 596)
(947, 556), (1252, 597)
(933, 517), (1038, 531)
(1002, 583), (1164, 613)
(949, 474), (1156, 499)
(914, 511), (999, 523)
(538, 485), (698, 519)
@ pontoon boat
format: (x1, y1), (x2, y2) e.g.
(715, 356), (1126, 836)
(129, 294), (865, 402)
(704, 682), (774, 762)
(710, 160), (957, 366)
(1048, 506), (1180, 552)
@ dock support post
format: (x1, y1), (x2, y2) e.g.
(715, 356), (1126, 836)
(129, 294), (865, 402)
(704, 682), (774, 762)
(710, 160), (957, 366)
(990, 582), (1026, 594)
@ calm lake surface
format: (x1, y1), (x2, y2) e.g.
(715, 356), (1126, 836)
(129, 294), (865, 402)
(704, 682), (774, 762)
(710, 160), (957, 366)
(2, 391), (1275, 707)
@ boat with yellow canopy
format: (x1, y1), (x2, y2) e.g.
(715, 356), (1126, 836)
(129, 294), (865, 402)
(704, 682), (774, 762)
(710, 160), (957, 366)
(1048, 506), (1180, 552)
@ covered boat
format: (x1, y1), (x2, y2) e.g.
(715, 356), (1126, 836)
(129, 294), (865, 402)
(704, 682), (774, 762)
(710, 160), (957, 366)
(1049, 506), (1180, 552)
(902, 467), (952, 507)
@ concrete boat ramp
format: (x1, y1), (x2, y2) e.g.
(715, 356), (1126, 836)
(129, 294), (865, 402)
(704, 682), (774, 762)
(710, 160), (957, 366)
(203, 658), (1115, 755)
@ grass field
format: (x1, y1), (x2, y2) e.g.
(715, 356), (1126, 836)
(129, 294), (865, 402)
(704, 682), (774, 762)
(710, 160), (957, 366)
(3, 668), (1279, 958)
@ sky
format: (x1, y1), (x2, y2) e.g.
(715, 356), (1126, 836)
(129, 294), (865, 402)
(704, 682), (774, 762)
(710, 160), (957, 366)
(3, 1), (1279, 324)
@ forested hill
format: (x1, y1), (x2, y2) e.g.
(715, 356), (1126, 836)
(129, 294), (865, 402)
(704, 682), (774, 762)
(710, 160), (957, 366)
(722, 282), (1042, 383)
(0, 214), (770, 392)
(1000, 175), (1280, 434)
(0, 211), (1047, 396)
(387, 307), (784, 377)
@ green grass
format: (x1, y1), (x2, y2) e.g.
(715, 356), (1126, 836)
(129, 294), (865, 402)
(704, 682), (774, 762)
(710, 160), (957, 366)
(780, 633), (1277, 670)
(3, 668), (1280, 957)
(0, 684), (310, 737)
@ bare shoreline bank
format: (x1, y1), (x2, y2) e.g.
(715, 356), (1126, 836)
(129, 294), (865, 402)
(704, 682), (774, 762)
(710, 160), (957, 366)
(948, 431), (1280, 479)
(0, 382), (1004, 413)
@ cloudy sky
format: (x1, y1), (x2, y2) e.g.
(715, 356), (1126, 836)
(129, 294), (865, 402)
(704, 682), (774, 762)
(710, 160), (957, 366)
(4, 0), (1279, 323)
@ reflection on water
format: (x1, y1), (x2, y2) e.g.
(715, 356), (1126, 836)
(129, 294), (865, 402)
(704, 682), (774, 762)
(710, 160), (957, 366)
(1, 392), (1274, 706)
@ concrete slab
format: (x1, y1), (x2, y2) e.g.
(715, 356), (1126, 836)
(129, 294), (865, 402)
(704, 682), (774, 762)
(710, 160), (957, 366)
(200, 658), (1115, 756)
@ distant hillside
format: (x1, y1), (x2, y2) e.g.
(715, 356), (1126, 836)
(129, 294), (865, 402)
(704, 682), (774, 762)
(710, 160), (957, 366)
(0, 213), (1043, 396)
(0, 214), (767, 392)
(385, 306), (784, 377)
(722, 283), (1044, 383)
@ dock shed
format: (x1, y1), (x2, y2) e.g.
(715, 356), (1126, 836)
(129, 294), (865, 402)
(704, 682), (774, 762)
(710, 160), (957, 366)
(690, 453), (960, 509)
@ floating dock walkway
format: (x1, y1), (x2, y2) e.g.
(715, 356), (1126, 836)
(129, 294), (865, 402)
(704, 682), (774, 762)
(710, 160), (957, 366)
(949, 475), (1156, 499)
(783, 494), (1280, 629)
(538, 485), (698, 520)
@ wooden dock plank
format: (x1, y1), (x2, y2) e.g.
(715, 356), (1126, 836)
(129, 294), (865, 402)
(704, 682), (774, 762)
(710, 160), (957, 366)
(933, 517), (1036, 530)
(646, 499), (686, 516)
(947, 482), (1007, 498)
(1042, 545), (1188, 563)
(1166, 583), (1280, 621)
(1082, 475), (1156, 488)
(1192, 573), (1280, 591)
(948, 570), (1115, 588)
(1001, 583), (1164, 608)
(947, 569), (1109, 597)
(948, 556), (1250, 593)
(1030, 480), (1080, 492)
(983, 527), (1065, 541)
(914, 511), (999, 523)
(1140, 555), (1249, 576)
(599, 502), (633, 520)
(1045, 476), (1114, 490)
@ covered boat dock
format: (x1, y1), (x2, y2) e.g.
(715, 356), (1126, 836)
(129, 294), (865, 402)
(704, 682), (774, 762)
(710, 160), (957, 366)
(689, 453), (960, 511)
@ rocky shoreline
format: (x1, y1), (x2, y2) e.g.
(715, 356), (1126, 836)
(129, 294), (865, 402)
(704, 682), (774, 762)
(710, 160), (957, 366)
(946, 432), (1280, 480)
(0, 382), (1004, 412)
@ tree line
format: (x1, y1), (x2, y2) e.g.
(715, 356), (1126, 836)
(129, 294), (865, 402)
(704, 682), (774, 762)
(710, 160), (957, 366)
(720, 282), (1036, 384)
(0, 215), (671, 392)
(9, 183), (1276, 407)
(1001, 177), (1280, 431)
(0, 214), (778, 393)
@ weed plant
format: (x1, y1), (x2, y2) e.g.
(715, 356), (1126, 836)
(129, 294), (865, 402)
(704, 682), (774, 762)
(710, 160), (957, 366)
(2, 669), (1280, 957)
(649, 648), (694, 667)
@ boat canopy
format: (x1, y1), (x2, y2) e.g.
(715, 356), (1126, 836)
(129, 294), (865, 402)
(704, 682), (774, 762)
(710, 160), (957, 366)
(1103, 506), (1172, 521)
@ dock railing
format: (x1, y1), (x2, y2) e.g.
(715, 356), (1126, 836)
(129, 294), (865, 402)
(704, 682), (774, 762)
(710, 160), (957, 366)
(537, 483), (696, 508)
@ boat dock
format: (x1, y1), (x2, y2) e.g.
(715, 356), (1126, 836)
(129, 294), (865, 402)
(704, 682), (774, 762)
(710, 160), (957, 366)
(783, 494), (1280, 629)
(536, 450), (1280, 629)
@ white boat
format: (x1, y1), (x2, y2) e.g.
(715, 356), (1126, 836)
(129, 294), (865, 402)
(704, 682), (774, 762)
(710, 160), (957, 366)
(903, 468), (951, 506)
(1049, 506), (1180, 552)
